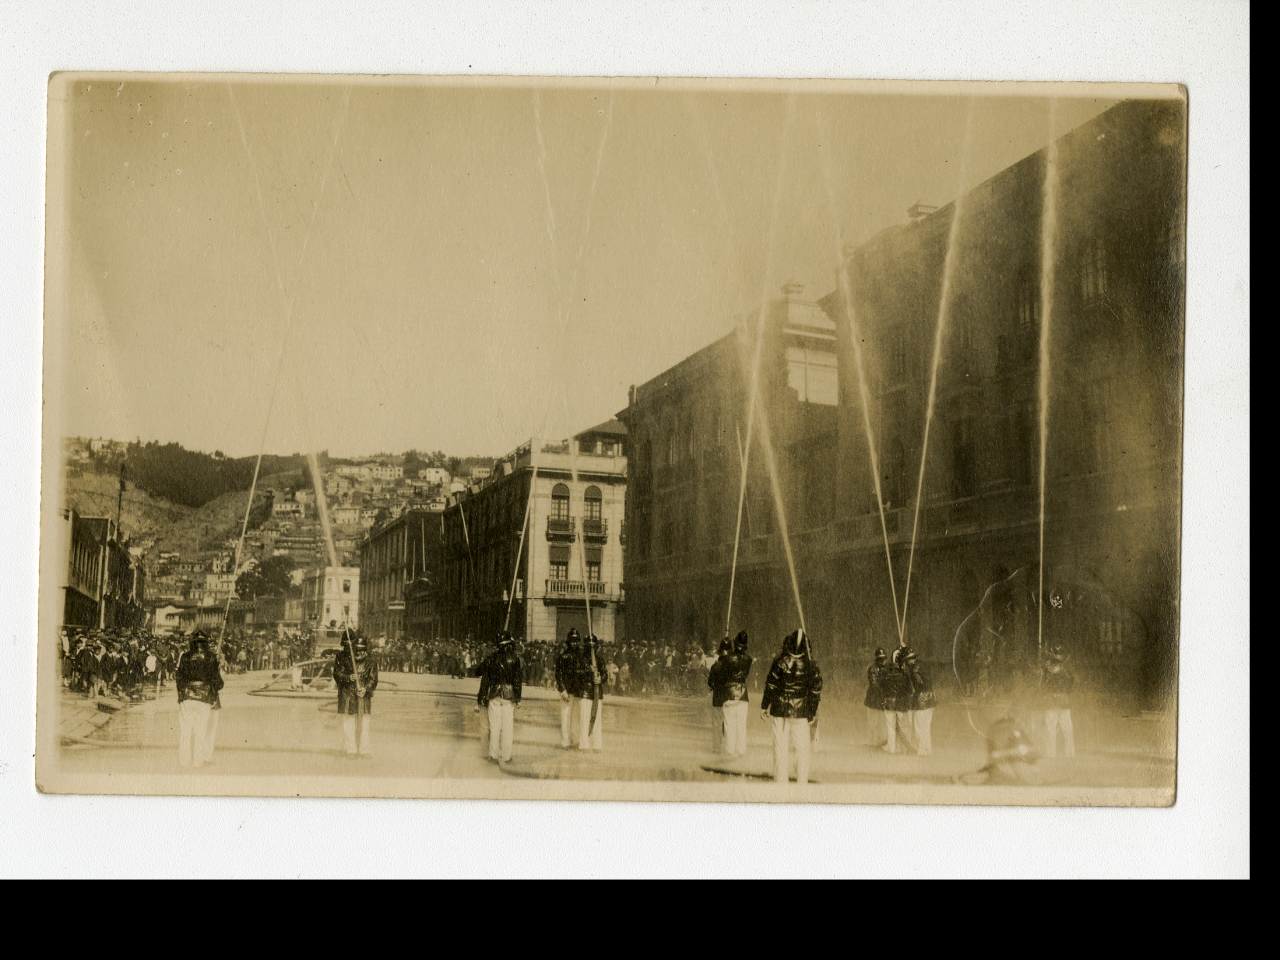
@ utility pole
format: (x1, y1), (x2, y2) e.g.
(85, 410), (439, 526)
(116, 462), (127, 533)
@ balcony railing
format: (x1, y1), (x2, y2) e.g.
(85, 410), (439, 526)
(581, 517), (608, 540)
(546, 516), (576, 540)
(543, 579), (612, 600)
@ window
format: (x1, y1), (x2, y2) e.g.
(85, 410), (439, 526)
(343, 604), (350, 618)
(952, 418), (977, 498)
(342, 579), (351, 594)
(549, 545), (570, 579)
(885, 332), (908, 384)
(583, 486), (602, 521)
(550, 483), (570, 520)
(1080, 237), (1107, 305)
(1017, 274), (1040, 331)
(786, 347), (839, 404)
(667, 428), (679, 466)
(585, 545), (602, 582)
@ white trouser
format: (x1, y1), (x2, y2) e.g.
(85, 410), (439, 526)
(1044, 709), (1075, 758)
(722, 701), (749, 756)
(178, 700), (211, 768)
(866, 707), (886, 744)
(578, 696), (603, 749)
(559, 696), (578, 747)
(883, 710), (913, 753)
(913, 708), (934, 757)
(487, 698), (515, 761)
(201, 707), (220, 764)
(343, 714), (372, 755)
(771, 716), (811, 785)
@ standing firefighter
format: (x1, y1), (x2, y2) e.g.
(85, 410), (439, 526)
(903, 647), (936, 757)
(478, 631), (523, 763)
(175, 631), (223, 770)
(761, 629), (822, 785)
(577, 634), (606, 751)
(334, 630), (378, 758)
(709, 631), (754, 757)
(555, 629), (582, 749)
(1040, 645), (1076, 759)
(881, 649), (914, 754)
(864, 648), (889, 746)
(707, 638), (734, 754)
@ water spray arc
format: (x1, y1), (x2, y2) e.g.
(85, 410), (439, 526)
(899, 97), (976, 648)
(814, 106), (904, 646)
(217, 84), (352, 652)
(1037, 101), (1060, 660)
(720, 94), (809, 638)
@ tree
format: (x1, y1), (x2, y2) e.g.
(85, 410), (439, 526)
(402, 449), (424, 476)
(235, 555), (297, 600)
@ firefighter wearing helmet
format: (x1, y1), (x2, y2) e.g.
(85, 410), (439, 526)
(334, 628), (378, 758)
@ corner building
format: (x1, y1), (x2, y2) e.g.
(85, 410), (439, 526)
(619, 99), (1185, 709)
(439, 421), (627, 644)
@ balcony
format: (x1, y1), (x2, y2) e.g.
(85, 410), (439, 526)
(542, 579), (614, 604)
(546, 516), (576, 541)
(582, 517), (609, 541)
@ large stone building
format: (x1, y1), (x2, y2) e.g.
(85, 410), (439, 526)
(357, 507), (445, 641)
(439, 421), (627, 644)
(618, 99), (1184, 708)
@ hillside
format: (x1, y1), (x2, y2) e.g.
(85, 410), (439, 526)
(63, 470), (270, 558)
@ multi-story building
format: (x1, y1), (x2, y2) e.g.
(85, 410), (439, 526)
(300, 566), (360, 638)
(372, 464), (404, 481)
(358, 508), (445, 641)
(439, 421), (627, 644)
(58, 509), (146, 630)
(418, 467), (451, 485)
(618, 99), (1184, 708)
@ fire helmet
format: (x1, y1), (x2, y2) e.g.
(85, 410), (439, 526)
(566, 628), (580, 644)
(734, 630), (749, 652)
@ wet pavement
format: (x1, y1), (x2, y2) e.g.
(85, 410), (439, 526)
(54, 669), (1175, 796)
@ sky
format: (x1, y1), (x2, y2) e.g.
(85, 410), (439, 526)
(51, 78), (1118, 459)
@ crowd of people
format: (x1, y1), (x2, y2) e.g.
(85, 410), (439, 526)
(58, 627), (180, 701)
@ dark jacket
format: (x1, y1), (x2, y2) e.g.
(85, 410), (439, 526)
(864, 662), (888, 710)
(761, 653), (822, 720)
(478, 644), (523, 705)
(906, 661), (937, 711)
(709, 651), (753, 707)
(555, 644), (579, 695)
(176, 647), (224, 705)
(333, 649), (379, 715)
(1041, 659), (1074, 709)
(879, 663), (910, 712)
(576, 644), (606, 701)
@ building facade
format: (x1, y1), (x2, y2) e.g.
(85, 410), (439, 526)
(439, 421), (627, 644)
(618, 99), (1184, 708)
(357, 508), (445, 641)
(300, 566), (360, 637)
(59, 509), (146, 630)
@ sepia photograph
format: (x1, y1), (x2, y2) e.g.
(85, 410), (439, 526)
(37, 75), (1187, 806)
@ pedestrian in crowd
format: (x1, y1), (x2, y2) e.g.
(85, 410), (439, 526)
(881, 648), (914, 754)
(903, 647), (936, 757)
(477, 630), (523, 763)
(864, 648), (889, 746)
(1040, 645), (1076, 759)
(576, 633), (606, 751)
(333, 630), (378, 758)
(555, 629), (581, 748)
(176, 630), (223, 770)
(761, 628), (823, 786)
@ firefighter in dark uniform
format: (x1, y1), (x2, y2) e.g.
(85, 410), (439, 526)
(577, 633), (606, 750)
(555, 628), (582, 748)
(175, 630), (223, 769)
(761, 628), (823, 785)
(864, 648), (889, 746)
(478, 630), (523, 762)
(334, 630), (378, 758)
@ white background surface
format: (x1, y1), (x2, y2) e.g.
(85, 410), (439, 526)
(0, 1), (1249, 878)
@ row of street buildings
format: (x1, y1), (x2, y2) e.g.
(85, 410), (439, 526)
(57, 100), (1184, 707)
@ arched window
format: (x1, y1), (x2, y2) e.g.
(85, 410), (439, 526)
(551, 483), (570, 520)
(583, 485), (602, 521)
